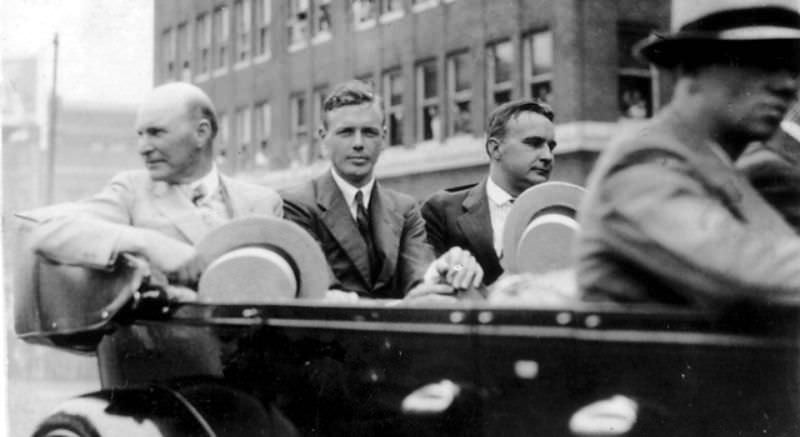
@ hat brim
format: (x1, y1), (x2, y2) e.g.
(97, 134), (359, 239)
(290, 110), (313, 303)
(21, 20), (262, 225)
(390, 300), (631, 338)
(501, 182), (585, 274)
(635, 33), (800, 67)
(195, 216), (329, 301)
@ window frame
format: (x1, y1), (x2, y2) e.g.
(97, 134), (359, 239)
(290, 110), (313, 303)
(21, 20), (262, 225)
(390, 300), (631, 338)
(486, 38), (514, 109)
(287, 0), (310, 52)
(416, 59), (441, 142)
(213, 5), (231, 76)
(522, 29), (554, 105)
(383, 68), (405, 147)
(233, 0), (253, 69)
(447, 50), (473, 136)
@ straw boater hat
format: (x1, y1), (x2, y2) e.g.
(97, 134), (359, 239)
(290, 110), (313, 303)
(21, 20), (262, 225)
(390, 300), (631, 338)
(196, 216), (329, 302)
(501, 181), (585, 275)
(635, 0), (800, 67)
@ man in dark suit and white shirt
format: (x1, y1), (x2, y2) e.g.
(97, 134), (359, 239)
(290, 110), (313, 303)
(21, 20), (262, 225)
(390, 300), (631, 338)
(422, 99), (556, 285)
(282, 80), (483, 299)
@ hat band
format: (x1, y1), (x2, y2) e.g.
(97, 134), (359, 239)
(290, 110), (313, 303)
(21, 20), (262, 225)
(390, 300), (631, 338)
(719, 25), (800, 39)
(681, 6), (800, 33)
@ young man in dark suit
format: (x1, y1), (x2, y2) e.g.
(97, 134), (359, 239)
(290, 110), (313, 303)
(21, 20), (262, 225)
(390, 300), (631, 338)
(282, 80), (483, 299)
(422, 99), (556, 284)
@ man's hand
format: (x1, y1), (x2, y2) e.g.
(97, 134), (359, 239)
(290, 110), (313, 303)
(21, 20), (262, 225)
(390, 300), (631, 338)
(423, 247), (484, 290)
(118, 228), (204, 286)
(324, 289), (360, 303)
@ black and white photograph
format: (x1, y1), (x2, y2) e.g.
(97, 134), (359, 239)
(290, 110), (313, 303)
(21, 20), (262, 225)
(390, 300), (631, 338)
(3, 0), (800, 435)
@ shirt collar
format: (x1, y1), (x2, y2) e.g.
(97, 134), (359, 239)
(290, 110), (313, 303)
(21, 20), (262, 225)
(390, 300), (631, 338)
(188, 164), (220, 198)
(486, 176), (514, 206)
(331, 167), (375, 208)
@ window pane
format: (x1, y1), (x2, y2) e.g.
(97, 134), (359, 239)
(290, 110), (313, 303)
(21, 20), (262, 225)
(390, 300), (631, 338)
(530, 31), (553, 75)
(619, 75), (651, 119)
(618, 27), (649, 69)
(383, 0), (403, 14)
(453, 100), (471, 134)
(316, 0), (332, 34)
(353, 0), (376, 23)
(493, 90), (511, 106)
(530, 82), (552, 104)
(161, 28), (174, 76)
(288, 0), (309, 45)
(389, 112), (403, 145)
(420, 60), (437, 100)
(422, 104), (440, 141)
(451, 52), (471, 93)
(489, 40), (512, 84)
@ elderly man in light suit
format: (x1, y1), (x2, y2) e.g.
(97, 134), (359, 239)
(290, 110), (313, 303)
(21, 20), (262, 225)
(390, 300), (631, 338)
(30, 82), (283, 295)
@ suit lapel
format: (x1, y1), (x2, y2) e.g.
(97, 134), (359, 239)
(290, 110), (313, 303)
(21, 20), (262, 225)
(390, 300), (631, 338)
(150, 181), (209, 244)
(220, 175), (247, 218)
(316, 173), (373, 287)
(370, 183), (403, 290)
(456, 179), (498, 269)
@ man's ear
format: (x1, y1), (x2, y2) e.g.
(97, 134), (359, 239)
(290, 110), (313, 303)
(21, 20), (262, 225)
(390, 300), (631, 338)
(196, 119), (212, 148)
(487, 137), (502, 160)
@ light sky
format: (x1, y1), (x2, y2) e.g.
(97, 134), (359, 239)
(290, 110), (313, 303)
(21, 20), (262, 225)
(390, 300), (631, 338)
(2, 0), (154, 108)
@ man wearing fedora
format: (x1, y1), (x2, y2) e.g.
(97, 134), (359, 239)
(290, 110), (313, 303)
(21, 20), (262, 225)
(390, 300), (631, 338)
(577, 0), (800, 307)
(422, 99), (556, 285)
(28, 82), (283, 298)
(282, 80), (483, 299)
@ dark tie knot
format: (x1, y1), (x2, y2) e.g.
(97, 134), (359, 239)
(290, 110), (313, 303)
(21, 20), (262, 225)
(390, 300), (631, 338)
(191, 185), (207, 206)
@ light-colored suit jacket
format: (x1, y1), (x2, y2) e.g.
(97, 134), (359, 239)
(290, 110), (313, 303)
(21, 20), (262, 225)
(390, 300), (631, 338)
(32, 169), (283, 268)
(577, 106), (800, 308)
(281, 172), (433, 298)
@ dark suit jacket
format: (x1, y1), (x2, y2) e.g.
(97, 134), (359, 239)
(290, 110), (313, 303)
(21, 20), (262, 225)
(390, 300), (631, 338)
(421, 179), (503, 285)
(282, 172), (434, 298)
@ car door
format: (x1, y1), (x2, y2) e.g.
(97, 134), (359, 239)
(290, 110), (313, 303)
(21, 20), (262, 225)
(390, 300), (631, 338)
(474, 304), (800, 437)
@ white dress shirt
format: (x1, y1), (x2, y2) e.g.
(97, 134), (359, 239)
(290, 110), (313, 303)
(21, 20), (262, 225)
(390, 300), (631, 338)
(486, 176), (515, 256)
(330, 168), (376, 220)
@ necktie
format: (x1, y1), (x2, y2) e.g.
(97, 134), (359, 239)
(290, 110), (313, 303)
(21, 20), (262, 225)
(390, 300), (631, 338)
(355, 190), (380, 283)
(191, 184), (206, 206)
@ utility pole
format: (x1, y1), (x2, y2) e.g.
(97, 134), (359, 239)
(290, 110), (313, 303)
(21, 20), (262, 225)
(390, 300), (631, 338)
(45, 33), (59, 204)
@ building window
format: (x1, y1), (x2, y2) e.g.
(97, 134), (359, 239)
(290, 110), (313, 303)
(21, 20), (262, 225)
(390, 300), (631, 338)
(447, 50), (472, 135)
(383, 69), (404, 146)
(313, 0), (332, 43)
(288, 0), (310, 51)
(177, 22), (191, 81)
(213, 5), (230, 72)
(619, 25), (654, 119)
(254, 101), (272, 167)
(161, 27), (175, 79)
(234, 0), (252, 66)
(411, 0), (439, 13)
(254, 0), (271, 59)
(523, 30), (553, 104)
(416, 60), (440, 142)
(487, 39), (513, 108)
(353, 0), (377, 30)
(312, 86), (328, 161)
(290, 93), (310, 165)
(235, 106), (251, 170)
(217, 112), (230, 166)
(380, 0), (404, 22)
(196, 13), (211, 76)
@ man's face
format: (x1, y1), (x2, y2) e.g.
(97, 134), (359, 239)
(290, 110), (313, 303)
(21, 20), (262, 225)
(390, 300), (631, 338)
(321, 102), (385, 187)
(135, 100), (203, 184)
(493, 111), (556, 195)
(704, 62), (799, 144)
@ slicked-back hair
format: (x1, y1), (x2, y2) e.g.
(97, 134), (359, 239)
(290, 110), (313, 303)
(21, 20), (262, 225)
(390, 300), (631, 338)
(321, 80), (383, 128)
(486, 99), (554, 147)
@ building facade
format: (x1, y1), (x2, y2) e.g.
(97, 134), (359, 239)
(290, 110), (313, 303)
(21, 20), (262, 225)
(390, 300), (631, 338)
(154, 0), (670, 198)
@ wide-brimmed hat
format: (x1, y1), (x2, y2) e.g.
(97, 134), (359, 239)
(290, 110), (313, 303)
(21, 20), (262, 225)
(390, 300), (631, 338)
(636, 0), (800, 67)
(196, 216), (329, 303)
(501, 181), (585, 275)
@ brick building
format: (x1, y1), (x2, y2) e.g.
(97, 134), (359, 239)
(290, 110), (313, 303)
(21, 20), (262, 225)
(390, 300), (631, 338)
(154, 0), (670, 198)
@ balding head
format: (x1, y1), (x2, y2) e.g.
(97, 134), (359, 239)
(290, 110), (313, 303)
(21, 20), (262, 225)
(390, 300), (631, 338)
(136, 82), (218, 184)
